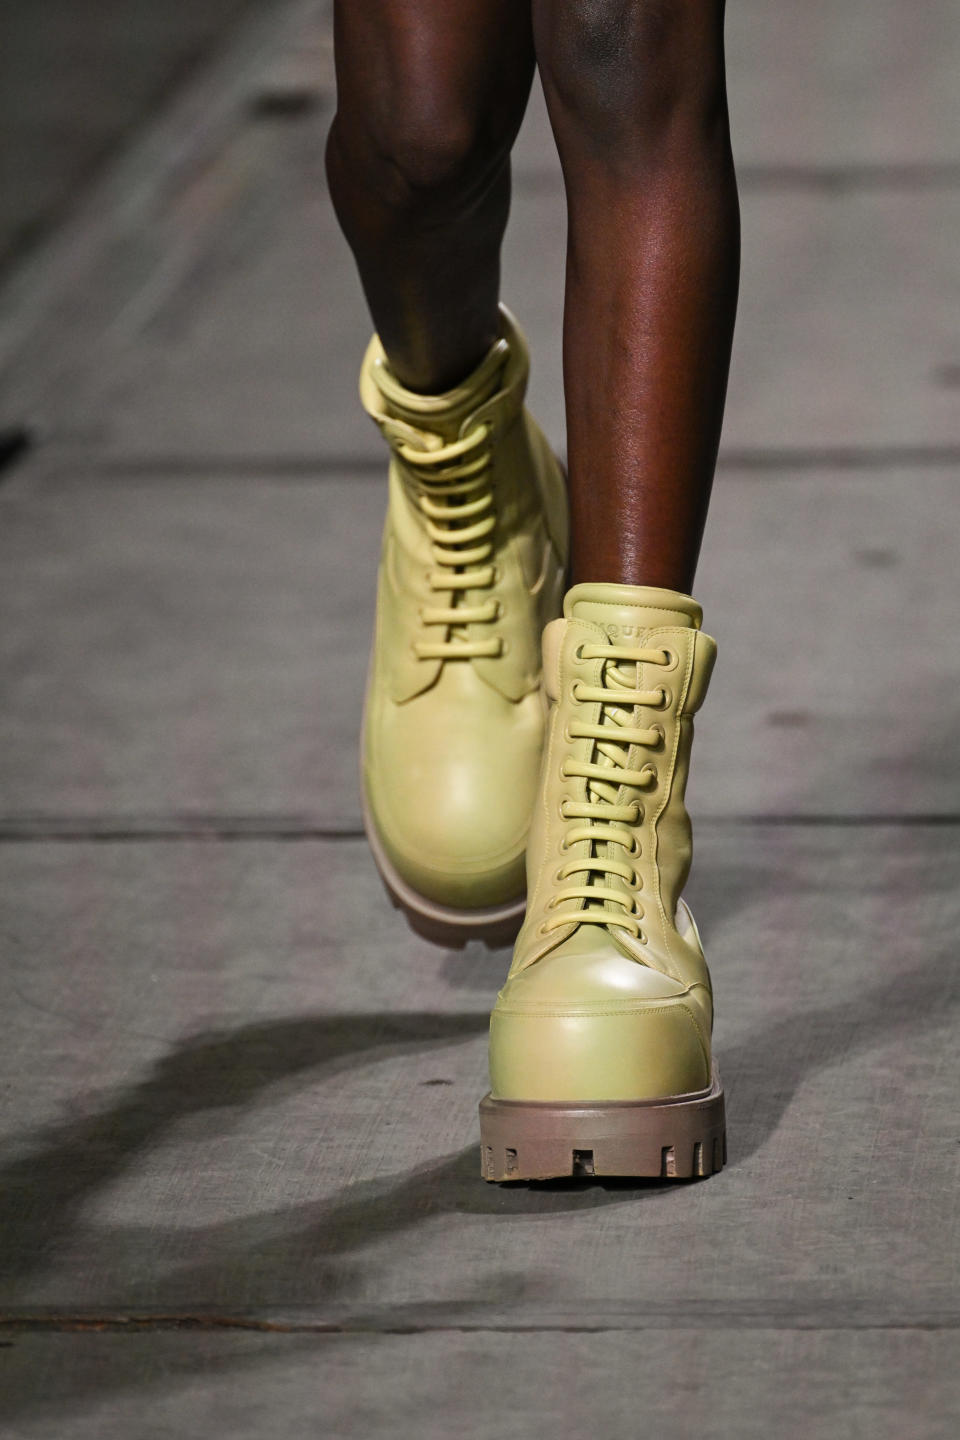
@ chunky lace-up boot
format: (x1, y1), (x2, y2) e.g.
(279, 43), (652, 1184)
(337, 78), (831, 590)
(360, 306), (568, 943)
(480, 583), (725, 1178)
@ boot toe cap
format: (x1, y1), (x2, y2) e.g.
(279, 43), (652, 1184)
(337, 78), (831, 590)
(489, 941), (712, 1102)
(363, 685), (542, 911)
(364, 767), (529, 911)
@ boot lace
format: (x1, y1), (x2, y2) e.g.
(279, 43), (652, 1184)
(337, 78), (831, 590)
(383, 418), (503, 661)
(543, 644), (674, 938)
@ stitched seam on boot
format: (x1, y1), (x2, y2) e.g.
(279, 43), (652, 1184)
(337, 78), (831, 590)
(652, 630), (696, 985)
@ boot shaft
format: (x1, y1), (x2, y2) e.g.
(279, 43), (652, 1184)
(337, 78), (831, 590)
(513, 583), (716, 984)
(359, 305), (568, 705)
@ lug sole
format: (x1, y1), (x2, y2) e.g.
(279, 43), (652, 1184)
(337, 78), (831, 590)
(362, 788), (525, 949)
(478, 1068), (725, 1182)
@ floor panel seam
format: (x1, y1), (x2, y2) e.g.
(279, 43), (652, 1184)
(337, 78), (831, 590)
(1, 815), (959, 843)
(0, 1317), (957, 1337)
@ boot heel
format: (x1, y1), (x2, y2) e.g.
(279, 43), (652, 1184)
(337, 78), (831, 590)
(479, 1069), (725, 1182)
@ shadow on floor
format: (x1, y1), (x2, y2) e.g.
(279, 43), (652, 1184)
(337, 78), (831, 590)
(0, 1011), (489, 1287)
(0, 939), (956, 1419)
(2, 940), (957, 1276)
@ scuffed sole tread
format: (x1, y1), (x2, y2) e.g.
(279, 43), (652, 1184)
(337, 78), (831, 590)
(479, 1069), (725, 1182)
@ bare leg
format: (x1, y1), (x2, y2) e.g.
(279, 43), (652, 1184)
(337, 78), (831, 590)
(326, 0), (537, 392)
(533, 0), (740, 591)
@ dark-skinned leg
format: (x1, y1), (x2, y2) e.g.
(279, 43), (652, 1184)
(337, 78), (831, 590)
(482, 3), (739, 1181)
(325, 0), (536, 392)
(337, 0), (570, 942)
(533, 0), (740, 591)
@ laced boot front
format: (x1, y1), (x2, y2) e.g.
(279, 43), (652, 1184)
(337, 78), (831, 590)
(481, 583), (725, 1179)
(359, 305), (568, 942)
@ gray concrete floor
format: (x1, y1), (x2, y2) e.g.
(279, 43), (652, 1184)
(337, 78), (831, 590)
(0, 2), (959, 1436)
(0, 0), (273, 275)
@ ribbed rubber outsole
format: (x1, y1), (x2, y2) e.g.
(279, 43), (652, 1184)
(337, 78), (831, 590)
(479, 1068), (725, 1181)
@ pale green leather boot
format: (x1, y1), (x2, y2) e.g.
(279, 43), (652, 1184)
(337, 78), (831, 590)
(480, 583), (725, 1178)
(360, 306), (568, 944)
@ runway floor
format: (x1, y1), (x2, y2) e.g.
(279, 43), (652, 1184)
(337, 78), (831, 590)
(1, 2), (958, 1434)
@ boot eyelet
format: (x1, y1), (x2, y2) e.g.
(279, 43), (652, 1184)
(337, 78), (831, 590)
(574, 643), (586, 661)
(553, 868), (566, 884)
(632, 872), (643, 889)
(651, 724), (665, 747)
(661, 648), (679, 672)
(637, 930), (648, 946)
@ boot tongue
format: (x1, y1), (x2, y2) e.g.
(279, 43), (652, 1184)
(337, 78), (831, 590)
(565, 583), (702, 635)
(371, 336), (509, 444)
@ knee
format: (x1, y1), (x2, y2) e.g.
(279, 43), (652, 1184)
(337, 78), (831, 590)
(538, 0), (728, 157)
(327, 87), (505, 216)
